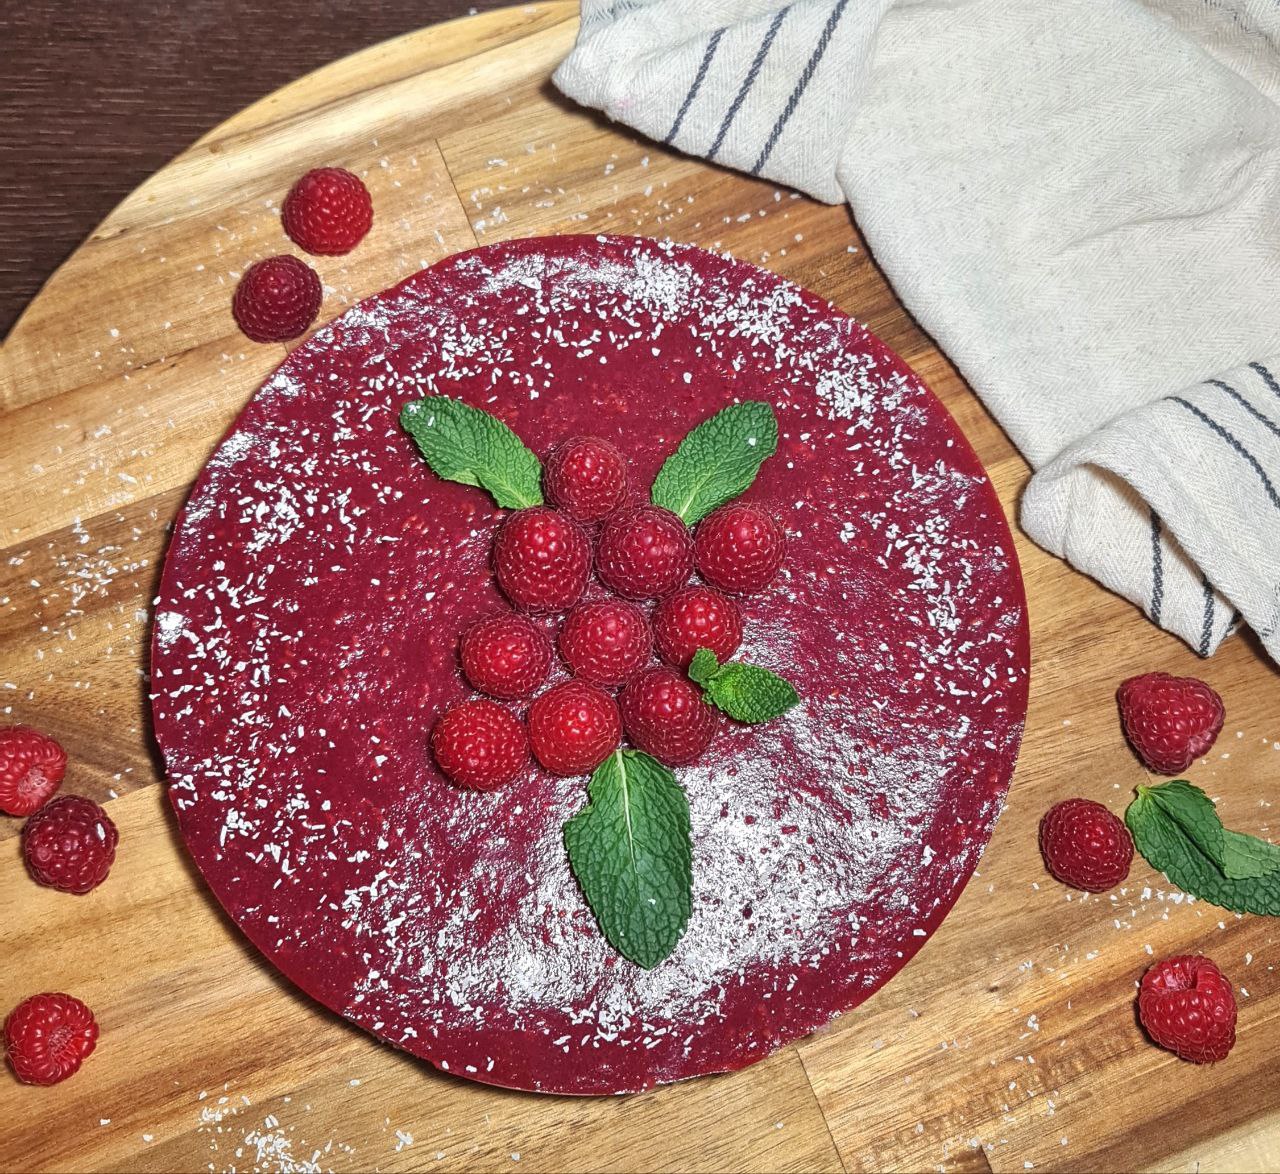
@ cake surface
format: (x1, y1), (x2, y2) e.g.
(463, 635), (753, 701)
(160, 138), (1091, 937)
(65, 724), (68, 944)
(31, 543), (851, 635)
(151, 235), (1029, 1094)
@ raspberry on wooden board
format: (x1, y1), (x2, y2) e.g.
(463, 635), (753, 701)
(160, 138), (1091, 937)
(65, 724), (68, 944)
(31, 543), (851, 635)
(281, 167), (373, 256)
(1138, 955), (1237, 1063)
(4, 993), (98, 1086)
(1117, 672), (1225, 774)
(232, 255), (322, 343)
(0, 725), (66, 817)
(23, 796), (119, 895)
(1039, 798), (1133, 893)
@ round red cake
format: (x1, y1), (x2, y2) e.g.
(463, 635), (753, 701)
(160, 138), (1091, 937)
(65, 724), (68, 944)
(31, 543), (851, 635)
(152, 235), (1029, 1094)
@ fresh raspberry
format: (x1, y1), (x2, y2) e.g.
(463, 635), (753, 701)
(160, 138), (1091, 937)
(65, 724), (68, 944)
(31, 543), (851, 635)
(23, 796), (118, 895)
(0, 725), (67, 817)
(527, 681), (620, 775)
(652, 586), (743, 669)
(1117, 672), (1225, 774)
(232, 255), (323, 343)
(493, 507), (591, 614)
(543, 437), (629, 524)
(694, 502), (785, 594)
(1038, 798), (1133, 892)
(4, 993), (98, 1086)
(281, 167), (373, 256)
(460, 612), (551, 700)
(595, 505), (693, 600)
(558, 600), (652, 688)
(431, 699), (528, 791)
(1138, 955), (1237, 1063)
(620, 666), (720, 766)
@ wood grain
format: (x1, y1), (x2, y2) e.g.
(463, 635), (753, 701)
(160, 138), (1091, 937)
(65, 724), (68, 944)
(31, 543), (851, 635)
(0, 0), (512, 338)
(2, 5), (1278, 1171)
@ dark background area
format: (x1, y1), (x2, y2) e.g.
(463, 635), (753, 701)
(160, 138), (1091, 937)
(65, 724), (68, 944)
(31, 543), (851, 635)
(0, 1), (510, 337)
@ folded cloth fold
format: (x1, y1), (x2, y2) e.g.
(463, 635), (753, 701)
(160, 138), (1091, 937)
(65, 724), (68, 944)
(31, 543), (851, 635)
(556, 0), (1280, 662)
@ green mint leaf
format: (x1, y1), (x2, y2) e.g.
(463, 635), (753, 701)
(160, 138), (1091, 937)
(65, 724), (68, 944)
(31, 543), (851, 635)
(1221, 830), (1280, 880)
(650, 401), (778, 525)
(564, 750), (692, 969)
(1146, 780), (1226, 867)
(400, 395), (543, 509)
(687, 648), (720, 688)
(702, 662), (799, 724)
(1125, 785), (1280, 915)
(1143, 780), (1280, 880)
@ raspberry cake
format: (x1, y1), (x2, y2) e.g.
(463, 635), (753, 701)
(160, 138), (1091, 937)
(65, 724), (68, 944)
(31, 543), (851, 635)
(152, 235), (1029, 1094)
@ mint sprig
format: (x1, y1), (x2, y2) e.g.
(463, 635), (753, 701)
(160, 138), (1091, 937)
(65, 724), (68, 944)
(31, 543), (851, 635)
(1125, 780), (1280, 914)
(400, 395), (543, 509)
(688, 648), (799, 723)
(564, 750), (692, 969)
(651, 401), (778, 525)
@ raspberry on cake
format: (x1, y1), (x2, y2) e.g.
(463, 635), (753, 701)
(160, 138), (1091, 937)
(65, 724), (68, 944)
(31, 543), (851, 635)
(460, 612), (552, 700)
(1038, 797), (1132, 892)
(528, 681), (621, 775)
(1117, 672), (1225, 774)
(494, 507), (591, 613)
(23, 796), (118, 895)
(282, 167), (374, 256)
(652, 586), (742, 669)
(431, 699), (528, 791)
(0, 725), (67, 817)
(1138, 955), (1236, 1063)
(558, 599), (652, 688)
(620, 667), (720, 766)
(544, 436), (629, 523)
(4, 993), (98, 1086)
(232, 255), (323, 343)
(595, 505), (693, 600)
(694, 502), (785, 595)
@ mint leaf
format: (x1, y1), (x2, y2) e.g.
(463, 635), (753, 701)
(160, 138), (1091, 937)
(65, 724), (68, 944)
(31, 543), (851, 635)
(564, 750), (692, 969)
(1146, 780), (1226, 868)
(705, 664), (799, 723)
(1125, 785), (1280, 915)
(687, 648), (799, 723)
(400, 396), (543, 509)
(687, 648), (719, 688)
(1143, 780), (1280, 881)
(1222, 830), (1280, 881)
(651, 401), (778, 525)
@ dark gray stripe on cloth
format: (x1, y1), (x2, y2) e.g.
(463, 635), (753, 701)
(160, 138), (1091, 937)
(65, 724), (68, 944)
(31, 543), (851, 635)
(1250, 361), (1280, 402)
(709, 7), (790, 160)
(1168, 396), (1280, 510)
(751, 0), (851, 174)
(1149, 509), (1164, 624)
(1207, 379), (1280, 441)
(1199, 573), (1215, 657)
(664, 28), (725, 146)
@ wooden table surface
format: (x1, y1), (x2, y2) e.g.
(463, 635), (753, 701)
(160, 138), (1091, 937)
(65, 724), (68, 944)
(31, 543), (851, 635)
(2, 6), (1278, 1172)
(0, 0), (509, 338)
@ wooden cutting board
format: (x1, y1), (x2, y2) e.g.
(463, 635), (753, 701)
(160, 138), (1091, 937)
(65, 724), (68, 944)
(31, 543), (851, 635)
(1, 5), (1277, 1171)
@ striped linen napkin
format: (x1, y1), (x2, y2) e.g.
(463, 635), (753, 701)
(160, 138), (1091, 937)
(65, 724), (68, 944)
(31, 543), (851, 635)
(555, 0), (1280, 663)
